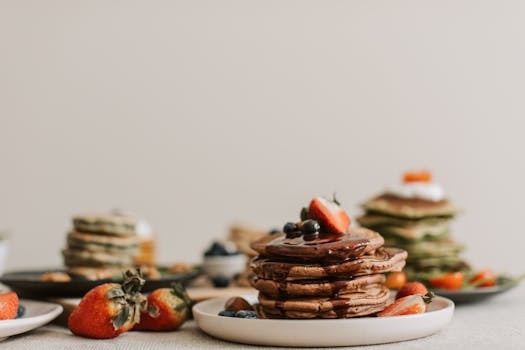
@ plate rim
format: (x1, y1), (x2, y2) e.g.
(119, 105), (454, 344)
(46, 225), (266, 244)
(434, 284), (512, 295)
(193, 293), (455, 347)
(194, 293), (454, 323)
(0, 299), (63, 338)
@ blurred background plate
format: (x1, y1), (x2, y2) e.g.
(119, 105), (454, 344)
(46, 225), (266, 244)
(0, 267), (202, 298)
(434, 275), (524, 303)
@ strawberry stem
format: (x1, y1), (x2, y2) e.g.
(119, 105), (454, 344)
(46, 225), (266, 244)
(122, 269), (146, 295)
(110, 269), (148, 329)
(422, 291), (435, 304)
(332, 192), (341, 206)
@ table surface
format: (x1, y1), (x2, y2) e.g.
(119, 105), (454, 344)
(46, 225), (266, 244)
(4, 283), (525, 350)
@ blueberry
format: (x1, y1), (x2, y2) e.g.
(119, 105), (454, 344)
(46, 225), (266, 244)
(303, 231), (319, 241)
(218, 310), (236, 317)
(301, 220), (320, 235)
(16, 305), (25, 319)
(283, 222), (298, 234)
(269, 228), (280, 235)
(212, 275), (230, 288)
(300, 207), (309, 221)
(285, 231), (302, 239)
(204, 241), (229, 256)
(235, 310), (257, 319)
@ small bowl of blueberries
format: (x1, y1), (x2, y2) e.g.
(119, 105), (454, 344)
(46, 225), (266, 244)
(203, 241), (246, 288)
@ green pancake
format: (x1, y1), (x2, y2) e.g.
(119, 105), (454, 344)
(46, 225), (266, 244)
(72, 214), (137, 236)
(358, 213), (451, 241)
(407, 256), (468, 269)
(361, 194), (458, 219)
(63, 248), (134, 267)
(404, 263), (472, 284)
(384, 238), (464, 259)
(369, 225), (450, 242)
(357, 213), (453, 229)
(67, 266), (131, 280)
(67, 231), (139, 255)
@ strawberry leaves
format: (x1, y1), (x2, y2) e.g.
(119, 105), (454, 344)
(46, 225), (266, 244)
(108, 269), (148, 330)
(171, 283), (194, 309)
(422, 291), (435, 304)
(112, 306), (130, 330)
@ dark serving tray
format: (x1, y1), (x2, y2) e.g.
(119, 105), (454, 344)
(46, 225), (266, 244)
(0, 267), (202, 298)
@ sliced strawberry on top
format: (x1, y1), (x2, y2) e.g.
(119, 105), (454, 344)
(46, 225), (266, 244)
(308, 197), (351, 234)
(403, 170), (432, 183)
(377, 293), (433, 317)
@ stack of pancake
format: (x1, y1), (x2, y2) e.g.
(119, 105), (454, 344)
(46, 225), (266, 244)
(62, 214), (140, 280)
(358, 178), (470, 284)
(249, 228), (407, 318)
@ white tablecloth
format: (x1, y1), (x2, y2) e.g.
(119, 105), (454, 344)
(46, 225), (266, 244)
(4, 284), (524, 350)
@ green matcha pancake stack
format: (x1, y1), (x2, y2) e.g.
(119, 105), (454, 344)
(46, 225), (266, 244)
(62, 214), (140, 280)
(358, 171), (471, 285)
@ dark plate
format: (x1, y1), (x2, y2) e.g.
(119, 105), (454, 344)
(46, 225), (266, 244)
(433, 275), (524, 303)
(0, 267), (202, 298)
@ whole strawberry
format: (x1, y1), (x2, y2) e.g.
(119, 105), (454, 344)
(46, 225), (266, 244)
(68, 270), (148, 339)
(133, 283), (193, 332)
(0, 292), (19, 320)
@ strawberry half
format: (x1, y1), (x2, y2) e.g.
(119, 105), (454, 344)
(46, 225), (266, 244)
(429, 272), (464, 290)
(308, 197), (351, 234)
(0, 292), (19, 320)
(403, 170), (432, 183)
(396, 282), (428, 299)
(378, 293), (433, 317)
(469, 269), (497, 288)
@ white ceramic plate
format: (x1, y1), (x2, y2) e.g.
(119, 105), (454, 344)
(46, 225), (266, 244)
(194, 294), (454, 347)
(0, 300), (63, 340)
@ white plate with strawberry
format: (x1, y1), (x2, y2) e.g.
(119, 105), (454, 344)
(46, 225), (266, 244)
(0, 298), (62, 340)
(194, 293), (454, 347)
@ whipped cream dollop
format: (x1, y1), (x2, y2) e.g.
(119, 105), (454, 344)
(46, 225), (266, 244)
(385, 182), (445, 202)
(135, 219), (153, 238)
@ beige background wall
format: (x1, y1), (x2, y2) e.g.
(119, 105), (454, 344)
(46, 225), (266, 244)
(1, 0), (524, 274)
